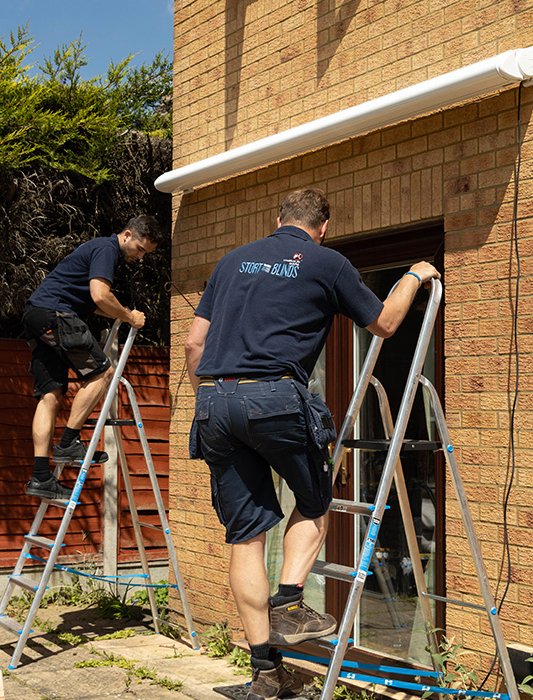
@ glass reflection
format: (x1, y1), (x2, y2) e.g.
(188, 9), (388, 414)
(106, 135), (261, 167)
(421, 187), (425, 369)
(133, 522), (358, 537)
(356, 266), (436, 665)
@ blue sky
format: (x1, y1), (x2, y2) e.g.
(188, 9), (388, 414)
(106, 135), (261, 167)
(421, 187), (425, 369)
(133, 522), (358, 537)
(0, 0), (173, 78)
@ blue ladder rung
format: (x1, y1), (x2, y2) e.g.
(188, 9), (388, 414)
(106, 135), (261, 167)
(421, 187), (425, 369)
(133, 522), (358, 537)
(340, 670), (509, 699)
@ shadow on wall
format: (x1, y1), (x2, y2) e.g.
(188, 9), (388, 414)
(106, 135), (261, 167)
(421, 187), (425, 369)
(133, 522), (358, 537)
(224, 0), (257, 149)
(441, 91), (531, 254)
(317, 0), (360, 82)
(224, 0), (361, 147)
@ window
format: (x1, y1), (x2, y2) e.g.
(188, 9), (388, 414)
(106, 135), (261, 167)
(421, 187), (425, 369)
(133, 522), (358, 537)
(325, 224), (444, 666)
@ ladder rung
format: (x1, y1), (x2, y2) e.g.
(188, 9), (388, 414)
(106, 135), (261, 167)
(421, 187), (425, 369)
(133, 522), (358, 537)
(315, 635), (343, 649)
(0, 613), (38, 639)
(24, 535), (59, 549)
(10, 574), (43, 593)
(422, 592), (487, 612)
(42, 497), (69, 509)
(342, 438), (442, 451)
(0, 614), (23, 634)
(136, 521), (164, 532)
(329, 498), (376, 515)
(312, 559), (357, 583)
(85, 418), (136, 426)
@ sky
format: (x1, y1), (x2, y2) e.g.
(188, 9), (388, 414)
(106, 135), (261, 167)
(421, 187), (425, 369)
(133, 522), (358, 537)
(0, 0), (173, 78)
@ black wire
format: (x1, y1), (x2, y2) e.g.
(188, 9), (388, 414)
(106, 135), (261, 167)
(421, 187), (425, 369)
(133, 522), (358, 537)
(478, 81), (522, 692)
(164, 280), (200, 312)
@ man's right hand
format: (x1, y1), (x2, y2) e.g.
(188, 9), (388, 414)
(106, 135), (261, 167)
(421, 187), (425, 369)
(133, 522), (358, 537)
(91, 279), (147, 329)
(129, 310), (146, 328)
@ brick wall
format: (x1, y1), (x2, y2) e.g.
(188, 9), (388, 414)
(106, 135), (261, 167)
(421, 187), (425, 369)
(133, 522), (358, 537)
(170, 86), (533, 660)
(173, 0), (531, 165)
(170, 0), (533, 675)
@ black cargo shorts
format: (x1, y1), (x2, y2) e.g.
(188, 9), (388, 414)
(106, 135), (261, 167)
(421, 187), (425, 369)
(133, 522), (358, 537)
(191, 377), (333, 544)
(23, 304), (111, 398)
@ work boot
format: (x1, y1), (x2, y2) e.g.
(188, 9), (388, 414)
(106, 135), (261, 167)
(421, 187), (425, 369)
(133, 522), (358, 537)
(53, 438), (109, 465)
(247, 662), (303, 700)
(26, 475), (71, 500)
(269, 596), (337, 646)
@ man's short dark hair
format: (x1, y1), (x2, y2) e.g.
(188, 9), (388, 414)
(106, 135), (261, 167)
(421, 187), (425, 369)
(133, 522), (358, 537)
(126, 215), (165, 246)
(279, 189), (330, 230)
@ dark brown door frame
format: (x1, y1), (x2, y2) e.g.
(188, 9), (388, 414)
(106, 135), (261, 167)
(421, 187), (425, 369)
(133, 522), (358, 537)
(324, 222), (445, 663)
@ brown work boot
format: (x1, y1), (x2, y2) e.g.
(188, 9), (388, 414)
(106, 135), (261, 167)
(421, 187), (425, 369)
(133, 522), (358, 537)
(247, 663), (303, 700)
(269, 596), (337, 646)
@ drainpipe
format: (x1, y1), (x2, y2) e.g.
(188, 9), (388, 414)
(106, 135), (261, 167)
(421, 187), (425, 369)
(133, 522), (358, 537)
(155, 47), (533, 193)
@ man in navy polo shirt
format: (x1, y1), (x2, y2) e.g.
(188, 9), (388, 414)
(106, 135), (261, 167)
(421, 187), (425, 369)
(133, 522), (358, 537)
(23, 215), (164, 500)
(185, 189), (439, 699)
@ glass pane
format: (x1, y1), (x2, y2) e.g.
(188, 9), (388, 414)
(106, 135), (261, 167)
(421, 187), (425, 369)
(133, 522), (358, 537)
(355, 266), (436, 666)
(266, 348), (327, 612)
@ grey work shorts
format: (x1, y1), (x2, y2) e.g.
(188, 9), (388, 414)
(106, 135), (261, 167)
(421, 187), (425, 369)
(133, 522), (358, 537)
(23, 304), (111, 398)
(192, 377), (333, 544)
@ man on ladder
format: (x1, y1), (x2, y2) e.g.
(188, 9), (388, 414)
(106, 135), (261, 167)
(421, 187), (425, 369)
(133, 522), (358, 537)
(185, 188), (440, 700)
(22, 215), (164, 500)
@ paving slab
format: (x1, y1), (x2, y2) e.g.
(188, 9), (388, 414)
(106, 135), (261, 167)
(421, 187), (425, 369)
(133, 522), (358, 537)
(0, 605), (249, 700)
(0, 604), (409, 700)
(90, 634), (251, 699)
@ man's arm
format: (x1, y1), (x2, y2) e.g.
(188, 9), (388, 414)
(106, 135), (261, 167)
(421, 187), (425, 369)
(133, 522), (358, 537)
(90, 278), (145, 329)
(366, 261), (440, 338)
(185, 315), (211, 392)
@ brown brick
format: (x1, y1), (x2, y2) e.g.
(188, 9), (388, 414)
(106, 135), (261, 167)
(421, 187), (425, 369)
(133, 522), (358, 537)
(169, 0), (533, 649)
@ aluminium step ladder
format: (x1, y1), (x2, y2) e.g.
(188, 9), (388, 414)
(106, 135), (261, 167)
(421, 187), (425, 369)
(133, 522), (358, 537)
(0, 320), (199, 669)
(294, 279), (519, 700)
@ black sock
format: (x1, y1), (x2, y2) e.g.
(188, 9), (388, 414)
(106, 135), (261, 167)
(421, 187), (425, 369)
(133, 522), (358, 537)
(250, 643), (281, 670)
(33, 456), (51, 482)
(270, 583), (303, 607)
(60, 427), (80, 448)
(250, 642), (271, 660)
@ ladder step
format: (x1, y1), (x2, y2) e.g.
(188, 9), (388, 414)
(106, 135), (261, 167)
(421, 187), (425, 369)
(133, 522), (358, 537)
(342, 438), (441, 451)
(315, 635), (343, 650)
(329, 498), (377, 515)
(136, 521), (164, 532)
(422, 592), (487, 612)
(312, 559), (357, 583)
(0, 614), (23, 634)
(42, 497), (69, 509)
(85, 418), (136, 426)
(0, 613), (38, 640)
(9, 574), (43, 593)
(24, 535), (59, 549)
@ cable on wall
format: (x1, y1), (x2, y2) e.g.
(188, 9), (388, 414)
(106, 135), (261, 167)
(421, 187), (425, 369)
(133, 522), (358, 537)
(164, 280), (200, 312)
(479, 81), (523, 692)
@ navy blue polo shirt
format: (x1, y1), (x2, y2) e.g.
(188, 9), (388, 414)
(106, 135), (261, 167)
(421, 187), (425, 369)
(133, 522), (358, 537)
(29, 235), (120, 317)
(195, 226), (384, 385)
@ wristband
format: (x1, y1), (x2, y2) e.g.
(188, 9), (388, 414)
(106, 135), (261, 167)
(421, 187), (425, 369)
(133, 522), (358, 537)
(404, 271), (422, 286)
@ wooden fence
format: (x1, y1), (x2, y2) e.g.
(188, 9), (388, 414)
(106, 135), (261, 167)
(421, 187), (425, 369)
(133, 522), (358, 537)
(0, 339), (170, 570)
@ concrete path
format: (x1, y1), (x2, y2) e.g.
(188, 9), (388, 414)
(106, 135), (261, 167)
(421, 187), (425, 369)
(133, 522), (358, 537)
(0, 603), (398, 700)
(0, 605), (251, 700)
